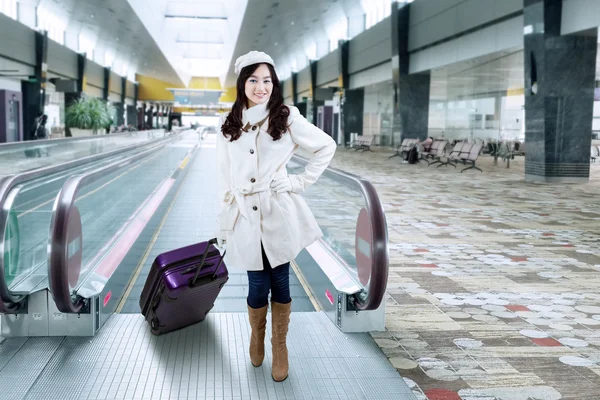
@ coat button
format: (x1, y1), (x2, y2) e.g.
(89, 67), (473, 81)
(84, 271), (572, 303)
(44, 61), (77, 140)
(252, 126), (257, 131)
(250, 149), (254, 154)
(250, 178), (256, 183)
(252, 206), (258, 211)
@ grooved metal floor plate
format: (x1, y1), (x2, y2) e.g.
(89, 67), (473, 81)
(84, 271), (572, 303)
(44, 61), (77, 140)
(0, 313), (414, 400)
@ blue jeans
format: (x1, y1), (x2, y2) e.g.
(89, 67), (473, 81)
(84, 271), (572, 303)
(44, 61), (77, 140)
(247, 245), (291, 309)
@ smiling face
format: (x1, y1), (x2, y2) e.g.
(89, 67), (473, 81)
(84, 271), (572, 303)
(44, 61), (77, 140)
(244, 63), (273, 108)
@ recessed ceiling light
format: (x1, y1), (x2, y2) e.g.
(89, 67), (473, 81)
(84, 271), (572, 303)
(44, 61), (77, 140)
(291, 21), (294, 25)
(90, 14), (94, 19)
(274, 42), (278, 46)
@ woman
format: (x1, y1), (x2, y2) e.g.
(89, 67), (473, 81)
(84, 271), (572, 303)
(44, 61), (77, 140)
(216, 51), (336, 382)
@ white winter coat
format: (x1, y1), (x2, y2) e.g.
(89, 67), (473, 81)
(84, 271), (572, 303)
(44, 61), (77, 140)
(216, 102), (336, 271)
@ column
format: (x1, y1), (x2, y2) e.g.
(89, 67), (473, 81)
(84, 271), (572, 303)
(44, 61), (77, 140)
(64, 53), (86, 108)
(64, 53), (86, 137)
(21, 30), (48, 141)
(391, 1), (430, 146)
(523, 0), (597, 183)
(117, 77), (126, 126)
(103, 67), (111, 101)
(310, 60), (322, 126)
(138, 102), (145, 130)
(338, 40), (364, 146)
(291, 72), (298, 105)
(146, 104), (154, 128)
(133, 83), (139, 128)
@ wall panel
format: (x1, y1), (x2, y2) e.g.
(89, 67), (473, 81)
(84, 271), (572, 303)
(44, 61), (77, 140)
(47, 40), (77, 79)
(349, 16), (391, 74)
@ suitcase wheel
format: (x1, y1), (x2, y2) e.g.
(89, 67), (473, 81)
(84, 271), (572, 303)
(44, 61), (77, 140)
(205, 305), (214, 315)
(151, 318), (159, 330)
(219, 282), (225, 289)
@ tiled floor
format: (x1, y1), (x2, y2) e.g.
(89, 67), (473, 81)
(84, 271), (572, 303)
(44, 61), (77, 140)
(328, 148), (600, 400)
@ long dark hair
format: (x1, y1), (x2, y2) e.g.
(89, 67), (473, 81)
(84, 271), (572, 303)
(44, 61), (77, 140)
(221, 63), (289, 142)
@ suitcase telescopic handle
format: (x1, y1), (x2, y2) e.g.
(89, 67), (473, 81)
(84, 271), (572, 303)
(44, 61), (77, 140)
(191, 238), (226, 286)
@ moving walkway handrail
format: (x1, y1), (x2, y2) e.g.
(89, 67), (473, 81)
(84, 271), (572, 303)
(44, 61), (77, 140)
(0, 130), (149, 152)
(291, 155), (389, 311)
(0, 130), (173, 313)
(48, 136), (179, 313)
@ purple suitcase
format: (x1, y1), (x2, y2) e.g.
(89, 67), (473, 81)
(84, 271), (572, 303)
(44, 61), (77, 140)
(139, 238), (228, 335)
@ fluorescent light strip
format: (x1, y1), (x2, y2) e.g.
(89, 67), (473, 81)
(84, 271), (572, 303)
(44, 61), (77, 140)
(176, 40), (224, 44)
(165, 15), (227, 20)
(183, 56), (222, 60)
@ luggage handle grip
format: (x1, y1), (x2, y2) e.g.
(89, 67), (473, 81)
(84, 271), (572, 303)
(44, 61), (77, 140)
(190, 238), (226, 286)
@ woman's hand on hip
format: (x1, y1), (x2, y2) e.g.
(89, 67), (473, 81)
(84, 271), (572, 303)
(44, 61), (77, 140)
(270, 176), (293, 193)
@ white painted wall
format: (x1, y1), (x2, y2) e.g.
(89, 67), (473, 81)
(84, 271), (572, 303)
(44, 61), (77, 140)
(110, 71), (122, 95)
(84, 84), (103, 99)
(0, 13), (35, 67)
(409, 0), (523, 51)
(317, 50), (339, 87)
(561, 0), (600, 35)
(0, 76), (21, 91)
(47, 39), (78, 79)
(86, 62), (104, 89)
(349, 61), (392, 89)
(297, 67), (311, 94)
(349, 16), (391, 74)
(410, 16), (523, 74)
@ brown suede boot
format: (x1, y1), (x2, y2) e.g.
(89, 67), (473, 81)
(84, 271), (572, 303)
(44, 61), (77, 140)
(270, 300), (292, 382)
(247, 304), (268, 367)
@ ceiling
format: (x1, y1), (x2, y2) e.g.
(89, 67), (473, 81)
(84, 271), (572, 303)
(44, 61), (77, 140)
(30, 0), (600, 100)
(35, 0), (183, 85)
(126, 0), (247, 84)
(225, 0), (366, 87)
(28, 0), (389, 89)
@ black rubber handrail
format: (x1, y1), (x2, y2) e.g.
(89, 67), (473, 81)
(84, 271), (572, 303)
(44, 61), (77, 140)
(48, 136), (180, 313)
(291, 155), (389, 311)
(0, 131), (173, 313)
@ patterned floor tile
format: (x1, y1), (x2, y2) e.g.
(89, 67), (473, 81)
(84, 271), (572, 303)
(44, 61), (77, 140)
(328, 148), (600, 399)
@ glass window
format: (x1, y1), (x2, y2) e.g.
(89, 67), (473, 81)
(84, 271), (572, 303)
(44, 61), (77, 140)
(0, 0), (17, 19)
(104, 51), (114, 68)
(327, 18), (347, 50)
(79, 33), (95, 60)
(37, 5), (66, 44)
(305, 42), (317, 61)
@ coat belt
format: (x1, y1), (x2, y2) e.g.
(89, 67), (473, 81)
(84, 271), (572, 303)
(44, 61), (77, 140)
(223, 180), (271, 221)
(221, 170), (287, 229)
